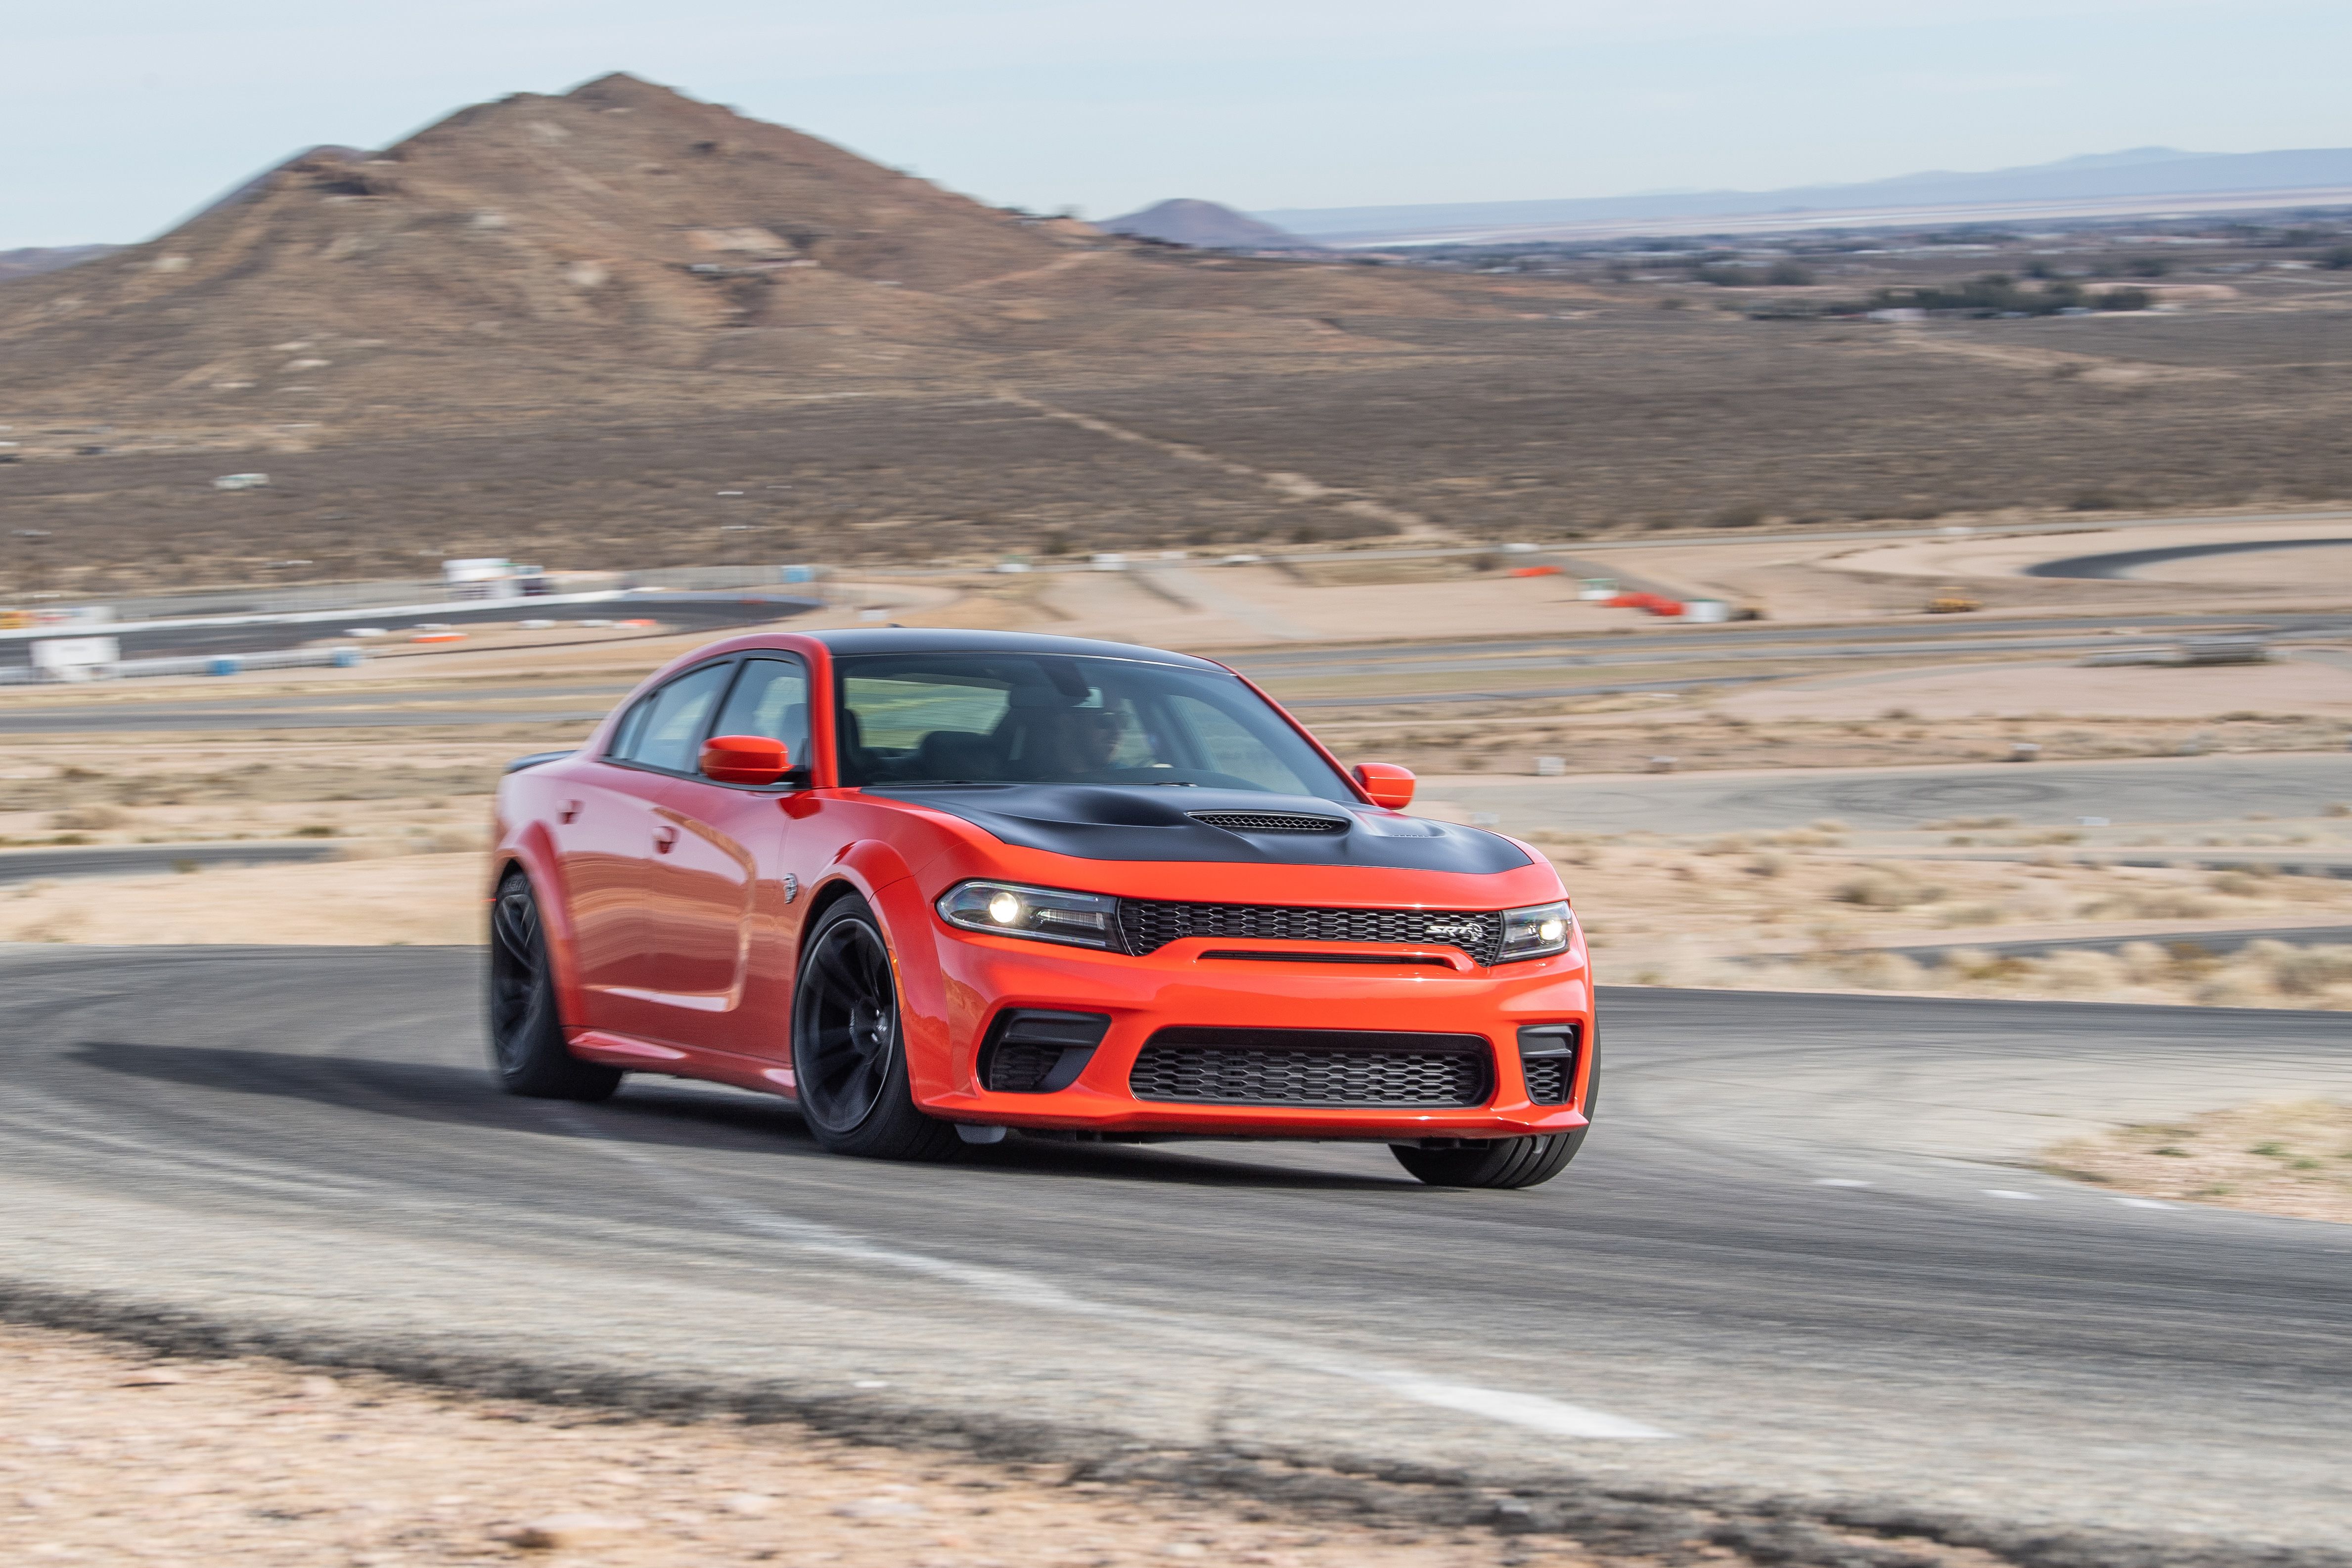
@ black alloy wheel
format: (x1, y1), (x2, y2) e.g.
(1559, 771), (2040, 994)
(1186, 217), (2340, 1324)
(790, 896), (960, 1161)
(487, 870), (621, 1102)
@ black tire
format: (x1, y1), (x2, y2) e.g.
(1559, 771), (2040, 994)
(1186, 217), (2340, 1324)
(1391, 1054), (1600, 1190)
(790, 896), (960, 1162)
(487, 869), (622, 1102)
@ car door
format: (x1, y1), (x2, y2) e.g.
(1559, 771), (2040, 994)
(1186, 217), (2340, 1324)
(560, 658), (738, 1039)
(639, 655), (813, 1060)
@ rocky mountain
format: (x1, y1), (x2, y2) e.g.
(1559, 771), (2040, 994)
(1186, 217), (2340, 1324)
(1101, 199), (1312, 251)
(0, 73), (1469, 446)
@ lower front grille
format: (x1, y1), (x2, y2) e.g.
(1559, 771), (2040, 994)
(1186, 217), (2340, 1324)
(1129, 1027), (1491, 1108)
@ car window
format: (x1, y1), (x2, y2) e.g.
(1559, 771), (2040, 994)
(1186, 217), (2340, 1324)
(831, 652), (1352, 801)
(612, 662), (736, 773)
(710, 656), (811, 772)
(1164, 693), (1323, 794)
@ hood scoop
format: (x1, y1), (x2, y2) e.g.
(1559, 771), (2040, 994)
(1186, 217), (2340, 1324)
(1187, 809), (1349, 834)
(862, 783), (1531, 872)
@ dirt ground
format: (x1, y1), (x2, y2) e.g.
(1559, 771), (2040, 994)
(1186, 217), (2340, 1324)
(0, 1325), (1585, 1568)
(2041, 1101), (2352, 1223)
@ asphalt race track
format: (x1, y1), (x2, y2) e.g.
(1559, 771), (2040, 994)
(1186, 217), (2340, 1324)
(1, 947), (2346, 1564)
(2025, 538), (2352, 580)
(1435, 752), (2352, 834)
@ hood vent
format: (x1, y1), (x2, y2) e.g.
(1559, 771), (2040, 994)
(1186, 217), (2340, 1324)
(1187, 810), (1349, 834)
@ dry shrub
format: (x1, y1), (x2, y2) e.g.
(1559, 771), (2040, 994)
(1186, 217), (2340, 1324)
(47, 805), (129, 831)
(2210, 870), (2267, 896)
(1838, 951), (1926, 990)
(1745, 851), (1788, 879)
(2077, 888), (2221, 921)
(1935, 901), (2008, 927)
(1834, 869), (1943, 908)
(2037, 949), (2127, 994)
(2249, 941), (2352, 996)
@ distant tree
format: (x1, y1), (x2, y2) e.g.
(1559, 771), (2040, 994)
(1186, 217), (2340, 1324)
(2096, 287), (2152, 311)
(2126, 255), (2172, 277)
(2322, 244), (2352, 270)
(1764, 260), (1814, 286)
(1693, 263), (1756, 287)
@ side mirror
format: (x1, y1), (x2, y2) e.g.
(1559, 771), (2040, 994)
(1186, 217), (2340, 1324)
(1352, 762), (1415, 809)
(701, 734), (790, 786)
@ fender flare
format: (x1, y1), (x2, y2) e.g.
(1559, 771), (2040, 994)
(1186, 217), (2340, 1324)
(803, 839), (957, 1102)
(495, 822), (587, 1031)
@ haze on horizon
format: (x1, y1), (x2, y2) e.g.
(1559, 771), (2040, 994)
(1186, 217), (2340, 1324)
(4, 0), (2348, 249)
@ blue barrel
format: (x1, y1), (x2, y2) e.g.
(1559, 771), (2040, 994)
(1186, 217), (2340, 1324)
(207, 656), (241, 676)
(330, 648), (363, 668)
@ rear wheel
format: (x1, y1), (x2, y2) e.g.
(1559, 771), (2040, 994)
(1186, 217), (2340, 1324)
(790, 896), (960, 1162)
(488, 870), (621, 1102)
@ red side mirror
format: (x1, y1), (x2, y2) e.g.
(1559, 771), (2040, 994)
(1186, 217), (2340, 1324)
(701, 734), (790, 786)
(1352, 762), (1415, 809)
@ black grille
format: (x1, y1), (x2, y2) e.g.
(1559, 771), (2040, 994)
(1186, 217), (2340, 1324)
(982, 1010), (1110, 1093)
(1523, 1056), (1573, 1104)
(1129, 1027), (1491, 1107)
(1187, 810), (1349, 834)
(1118, 901), (1504, 966)
(1517, 1024), (1581, 1106)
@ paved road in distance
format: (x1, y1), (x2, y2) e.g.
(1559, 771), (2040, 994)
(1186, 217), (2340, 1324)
(1433, 753), (2352, 834)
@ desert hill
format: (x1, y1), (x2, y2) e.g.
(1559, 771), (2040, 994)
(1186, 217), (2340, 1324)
(1102, 199), (1312, 251)
(0, 73), (1485, 441)
(2, 74), (2345, 601)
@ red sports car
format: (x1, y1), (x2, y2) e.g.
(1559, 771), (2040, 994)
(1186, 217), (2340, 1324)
(489, 629), (1595, 1188)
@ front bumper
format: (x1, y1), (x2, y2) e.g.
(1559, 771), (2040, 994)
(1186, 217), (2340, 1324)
(910, 925), (1594, 1140)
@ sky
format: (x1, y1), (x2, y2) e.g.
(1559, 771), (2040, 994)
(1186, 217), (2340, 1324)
(3, 0), (2348, 248)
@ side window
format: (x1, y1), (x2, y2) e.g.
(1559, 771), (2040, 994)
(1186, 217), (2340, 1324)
(612, 662), (736, 773)
(710, 657), (811, 773)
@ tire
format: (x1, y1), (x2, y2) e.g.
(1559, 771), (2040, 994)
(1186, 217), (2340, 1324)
(790, 896), (960, 1162)
(1391, 1054), (1600, 1190)
(487, 869), (622, 1102)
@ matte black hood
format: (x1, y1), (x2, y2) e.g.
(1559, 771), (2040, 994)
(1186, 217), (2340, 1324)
(862, 784), (1530, 873)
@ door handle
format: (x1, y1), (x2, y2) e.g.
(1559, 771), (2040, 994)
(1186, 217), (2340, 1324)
(652, 824), (679, 854)
(558, 799), (582, 824)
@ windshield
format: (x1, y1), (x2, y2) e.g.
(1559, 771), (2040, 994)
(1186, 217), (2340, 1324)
(832, 652), (1354, 801)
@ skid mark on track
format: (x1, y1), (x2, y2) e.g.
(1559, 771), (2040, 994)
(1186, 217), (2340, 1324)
(554, 1109), (1674, 1441)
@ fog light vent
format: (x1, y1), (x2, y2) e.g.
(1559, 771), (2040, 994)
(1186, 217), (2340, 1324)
(982, 1009), (1110, 1093)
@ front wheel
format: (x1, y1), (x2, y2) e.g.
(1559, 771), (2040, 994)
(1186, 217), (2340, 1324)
(487, 870), (621, 1102)
(790, 896), (960, 1162)
(1391, 1132), (1583, 1189)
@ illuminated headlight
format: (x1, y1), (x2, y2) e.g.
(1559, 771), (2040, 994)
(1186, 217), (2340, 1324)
(1497, 901), (1574, 963)
(937, 881), (1119, 949)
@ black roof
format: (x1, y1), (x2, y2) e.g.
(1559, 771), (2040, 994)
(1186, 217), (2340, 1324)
(807, 627), (1223, 670)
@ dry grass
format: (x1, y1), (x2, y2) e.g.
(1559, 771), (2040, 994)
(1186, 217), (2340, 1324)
(2042, 1101), (2352, 1222)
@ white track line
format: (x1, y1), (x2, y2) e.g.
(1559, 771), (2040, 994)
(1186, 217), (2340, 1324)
(552, 1110), (1674, 1441)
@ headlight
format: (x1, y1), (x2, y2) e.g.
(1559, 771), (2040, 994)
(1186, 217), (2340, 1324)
(937, 880), (1120, 949)
(1497, 900), (1574, 963)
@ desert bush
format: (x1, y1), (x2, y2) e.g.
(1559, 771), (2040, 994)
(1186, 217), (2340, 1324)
(1834, 870), (1943, 908)
(1839, 951), (1926, 990)
(2256, 942), (2352, 996)
(2037, 949), (2127, 994)
(48, 805), (129, 831)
